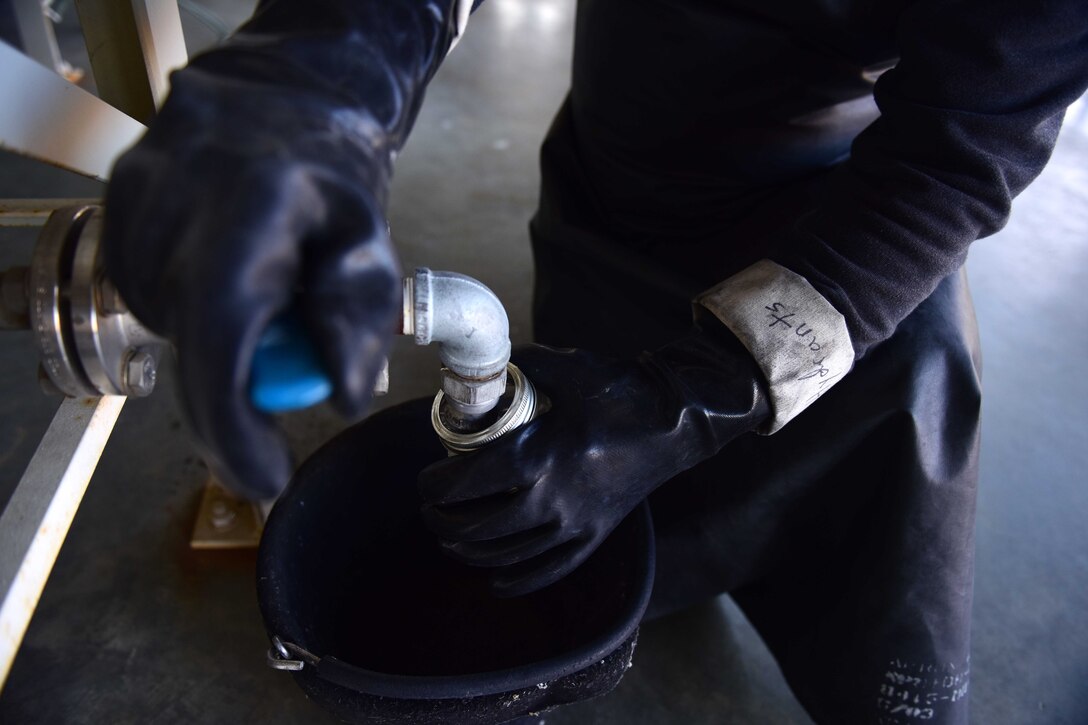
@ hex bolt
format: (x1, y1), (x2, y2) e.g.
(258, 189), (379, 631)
(210, 499), (238, 531)
(123, 350), (157, 397)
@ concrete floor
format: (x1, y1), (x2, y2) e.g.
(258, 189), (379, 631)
(1, 1), (1086, 723)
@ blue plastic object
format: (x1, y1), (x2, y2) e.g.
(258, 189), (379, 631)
(249, 315), (333, 412)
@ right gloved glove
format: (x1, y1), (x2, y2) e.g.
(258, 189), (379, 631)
(418, 322), (772, 597)
(102, 1), (473, 499)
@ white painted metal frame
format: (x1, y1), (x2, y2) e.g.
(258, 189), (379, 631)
(0, 397), (126, 687)
(126, 0), (189, 109)
(74, 0), (189, 123)
(0, 1), (187, 692)
(0, 40), (147, 181)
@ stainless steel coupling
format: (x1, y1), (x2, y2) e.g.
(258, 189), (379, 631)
(431, 363), (541, 454)
(406, 267), (512, 420)
(19, 205), (166, 398)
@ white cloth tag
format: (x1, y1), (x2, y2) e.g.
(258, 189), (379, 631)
(697, 260), (855, 433)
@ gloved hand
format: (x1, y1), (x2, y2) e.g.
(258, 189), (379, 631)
(103, 1), (469, 499)
(418, 324), (771, 597)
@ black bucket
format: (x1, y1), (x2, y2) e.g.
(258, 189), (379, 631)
(257, 398), (655, 724)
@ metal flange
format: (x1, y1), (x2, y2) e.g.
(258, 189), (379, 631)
(29, 205), (98, 397)
(26, 205), (166, 398)
(68, 208), (162, 396)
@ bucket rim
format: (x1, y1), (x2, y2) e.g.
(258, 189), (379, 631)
(257, 398), (656, 701)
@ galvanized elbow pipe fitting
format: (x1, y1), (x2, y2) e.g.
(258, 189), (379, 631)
(400, 267), (541, 452)
(403, 268), (512, 422)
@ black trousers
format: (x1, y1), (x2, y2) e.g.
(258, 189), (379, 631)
(530, 100), (981, 725)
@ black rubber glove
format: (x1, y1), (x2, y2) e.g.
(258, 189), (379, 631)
(418, 324), (771, 597)
(103, 1), (469, 499)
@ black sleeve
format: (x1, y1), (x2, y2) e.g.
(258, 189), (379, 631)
(189, 0), (487, 152)
(773, 0), (1088, 357)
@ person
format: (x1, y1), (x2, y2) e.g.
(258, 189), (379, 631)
(101, 1), (1088, 722)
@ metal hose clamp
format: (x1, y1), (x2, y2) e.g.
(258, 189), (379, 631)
(431, 362), (540, 453)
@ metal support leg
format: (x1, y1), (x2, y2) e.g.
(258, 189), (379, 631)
(73, 0), (188, 123)
(0, 395), (125, 690)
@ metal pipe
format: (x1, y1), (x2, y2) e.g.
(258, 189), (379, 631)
(407, 268), (511, 420)
(406, 268), (511, 379)
(405, 268), (512, 422)
(0, 199), (100, 227)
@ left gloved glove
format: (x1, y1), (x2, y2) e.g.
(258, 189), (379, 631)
(418, 323), (771, 597)
(102, 0), (470, 499)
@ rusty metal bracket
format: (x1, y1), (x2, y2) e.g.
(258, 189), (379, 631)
(189, 478), (265, 550)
